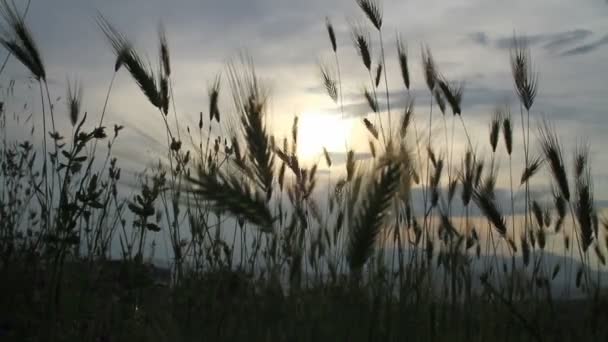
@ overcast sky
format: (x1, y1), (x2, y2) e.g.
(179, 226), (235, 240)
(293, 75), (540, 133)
(2, 0), (608, 201)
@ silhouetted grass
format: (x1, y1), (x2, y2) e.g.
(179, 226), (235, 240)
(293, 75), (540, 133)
(0, 1), (608, 342)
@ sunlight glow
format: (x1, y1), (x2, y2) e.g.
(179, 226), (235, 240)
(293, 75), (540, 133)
(297, 111), (352, 162)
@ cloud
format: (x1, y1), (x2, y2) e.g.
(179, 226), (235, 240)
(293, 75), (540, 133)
(469, 29), (595, 54)
(543, 29), (593, 51)
(560, 34), (608, 56)
(328, 86), (513, 119)
(469, 32), (490, 46)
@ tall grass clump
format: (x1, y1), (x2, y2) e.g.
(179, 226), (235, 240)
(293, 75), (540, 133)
(1, 1), (608, 341)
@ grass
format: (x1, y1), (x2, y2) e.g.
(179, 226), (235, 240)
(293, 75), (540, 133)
(1, 0), (608, 341)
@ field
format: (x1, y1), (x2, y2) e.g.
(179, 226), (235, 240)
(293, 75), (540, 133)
(1, 0), (608, 341)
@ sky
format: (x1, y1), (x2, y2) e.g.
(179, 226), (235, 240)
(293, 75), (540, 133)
(2, 0), (608, 202)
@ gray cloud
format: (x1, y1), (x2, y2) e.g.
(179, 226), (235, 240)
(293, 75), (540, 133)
(469, 32), (490, 46)
(468, 29), (596, 55)
(543, 29), (593, 51)
(560, 34), (608, 56)
(324, 86), (514, 119)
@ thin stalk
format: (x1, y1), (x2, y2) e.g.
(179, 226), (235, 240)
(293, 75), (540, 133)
(458, 115), (473, 151)
(422, 94), (433, 232)
(334, 53), (344, 119)
(38, 81), (49, 231)
(378, 30), (391, 132)
(368, 70), (386, 145)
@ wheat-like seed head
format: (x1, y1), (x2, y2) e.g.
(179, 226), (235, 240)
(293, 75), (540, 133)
(0, 0), (45, 80)
(538, 120), (570, 201)
(187, 167), (273, 232)
(574, 144), (594, 251)
(363, 118), (379, 140)
(319, 61), (338, 103)
(352, 24), (372, 71)
(363, 87), (378, 113)
(399, 97), (414, 139)
(490, 107), (502, 153)
(325, 17), (337, 52)
(346, 150), (356, 182)
(421, 45), (437, 93)
(347, 156), (400, 272)
(396, 35), (410, 90)
(208, 74), (221, 123)
(433, 87), (446, 115)
(510, 36), (538, 111)
(322, 147), (332, 167)
(227, 56), (275, 200)
(460, 149), (475, 206)
(531, 200), (544, 228)
(438, 77), (464, 116)
(158, 23), (171, 77)
(355, 0), (383, 31)
(374, 62), (383, 88)
(66, 78), (83, 127)
(97, 15), (162, 109)
(368, 139), (376, 158)
(520, 155), (543, 185)
(574, 143), (589, 179)
(501, 107), (513, 155)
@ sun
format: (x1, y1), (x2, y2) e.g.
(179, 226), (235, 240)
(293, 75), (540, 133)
(297, 111), (352, 162)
